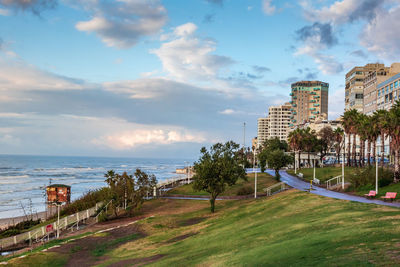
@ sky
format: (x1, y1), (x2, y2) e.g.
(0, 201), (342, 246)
(0, 0), (400, 159)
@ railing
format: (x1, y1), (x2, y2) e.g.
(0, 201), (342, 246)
(263, 182), (287, 196)
(0, 202), (102, 250)
(325, 175), (343, 189)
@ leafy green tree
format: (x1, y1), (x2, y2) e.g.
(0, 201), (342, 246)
(288, 128), (305, 168)
(258, 137), (288, 172)
(387, 101), (400, 180)
(267, 149), (293, 179)
(192, 141), (246, 213)
(317, 126), (335, 164)
(104, 169), (157, 217)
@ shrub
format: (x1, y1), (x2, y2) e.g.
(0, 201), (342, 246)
(236, 186), (253, 196)
(348, 166), (394, 190)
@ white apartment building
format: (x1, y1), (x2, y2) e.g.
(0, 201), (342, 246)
(257, 103), (291, 146)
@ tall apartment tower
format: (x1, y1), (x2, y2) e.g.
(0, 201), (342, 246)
(345, 63), (387, 112)
(363, 63), (400, 115)
(289, 81), (329, 127)
(257, 102), (291, 146)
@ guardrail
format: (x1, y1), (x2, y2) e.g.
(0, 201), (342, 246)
(263, 182), (287, 196)
(0, 202), (103, 250)
(325, 175), (343, 190)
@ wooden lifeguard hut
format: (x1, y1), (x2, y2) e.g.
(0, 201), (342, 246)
(46, 184), (71, 204)
(46, 184), (71, 219)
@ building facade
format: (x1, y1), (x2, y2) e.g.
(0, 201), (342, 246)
(289, 81), (329, 127)
(257, 103), (291, 146)
(376, 72), (400, 113)
(363, 63), (400, 115)
(345, 63), (390, 112)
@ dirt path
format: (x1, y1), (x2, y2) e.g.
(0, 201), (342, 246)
(40, 198), (210, 266)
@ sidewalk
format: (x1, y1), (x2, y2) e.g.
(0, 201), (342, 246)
(273, 170), (400, 208)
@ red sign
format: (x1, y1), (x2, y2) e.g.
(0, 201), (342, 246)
(46, 224), (53, 232)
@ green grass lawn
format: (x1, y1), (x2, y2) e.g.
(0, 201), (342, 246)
(8, 190), (400, 266)
(356, 183), (400, 199)
(167, 172), (278, 196)
(287, 166), (358, 183)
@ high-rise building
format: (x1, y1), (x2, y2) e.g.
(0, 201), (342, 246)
(289, 81), (329, 127)
(345, 63), (387, 112)
(363, 63), (400, 115)
(257, 102), (291, 146)
(376, 72), (400, 111)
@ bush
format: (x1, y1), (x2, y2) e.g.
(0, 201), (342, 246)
(348, 166), (394, 190)
(236, 186), (253, 196)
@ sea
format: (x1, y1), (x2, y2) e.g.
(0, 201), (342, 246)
(0, 155), (194, 219)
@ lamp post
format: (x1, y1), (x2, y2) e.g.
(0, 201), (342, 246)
(294, 151), (297, 174)
(342, 133), (345, 190)
(253, 145), (258, 199)
(376, 152), (379, 194)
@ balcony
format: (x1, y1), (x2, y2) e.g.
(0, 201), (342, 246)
(310, 92), (317, 95)
(292, 119), (297, 123)
(293, 112), (297, 115)
(313, 88), (320, 91)
(309, 116), (316, 119)
(292, 104), (297, 107)
(312, 111), (320, 114)
(290, 93), (294, 96)
(289, 100), (294, 104)
(293, 96), (297, 99)
(313, 104), (320, 107)
(310, 100), (316, 103)
(314, 96), (320, 99)
(310, 108), (316, 111)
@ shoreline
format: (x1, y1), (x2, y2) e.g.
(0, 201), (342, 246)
(0, 211), (48, 230)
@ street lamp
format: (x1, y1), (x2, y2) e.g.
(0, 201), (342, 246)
(342, 133), (345, 190)
(376, 152), (379, 194)
(253, 145), (258, 199)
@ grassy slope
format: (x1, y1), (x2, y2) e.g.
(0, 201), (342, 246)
(167, 172), (278, 196)
(8, 190), (400, 266)
(287, 166), (358, 183)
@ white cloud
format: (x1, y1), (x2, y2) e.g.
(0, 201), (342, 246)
(75, 0), (167, 48)
(360, 5), (400, 59)
(98, 128), (206, 150)
(328, 89), (345, 119)
(262, 0), (276, 15)
(0, 56), (89, 92)
(0, 8), (9, 15)
(219, 109), (236, 115)
(151, 22), (234, 82)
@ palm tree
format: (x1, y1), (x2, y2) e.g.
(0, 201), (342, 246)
(342, 109), (360, 167)
(373, 109), (389, 167)
(387, 101), (400, 181)
(357, 114), (369, 167)
(333, 127), (344, 164)
(288, 128), (304, 168)
(364, 116), (377, 166)
(303, 127), (317, 166)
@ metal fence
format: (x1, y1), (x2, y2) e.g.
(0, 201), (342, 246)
(0, 202), (102, 250)
(325, 175), (343, 189)
(263, 182), (287, 196)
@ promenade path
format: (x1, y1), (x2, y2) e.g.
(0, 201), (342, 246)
(267, 169), (400, 208)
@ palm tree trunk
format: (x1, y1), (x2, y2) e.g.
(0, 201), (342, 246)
(298, 151), (301, 169)
(373, 141), (376, 164)
(353, 134), (357, 167)
(360, 140), (364, 167)
(347, 134), (351, 167)
(381, 133), (385, 167)
(394, 149), (399, 182)
(367, 140), (371, 166)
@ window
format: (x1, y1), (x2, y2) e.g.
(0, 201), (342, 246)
(390, 83), (393, 91)
(386, 86), (389, 93)
(378, 90), (381, 96)
(395, 81), (398, 88)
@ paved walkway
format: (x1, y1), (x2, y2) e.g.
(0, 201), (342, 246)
(267, 169), (400, 208)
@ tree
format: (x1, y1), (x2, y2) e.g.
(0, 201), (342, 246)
(266, 149), (293, 179)
(342, 109), (360, 167)
(373, 109), (389, 167)
(333, 127), (344, 164)
(192, 141), (246, 213)
(317, 126), (335, 165)
(357, 114), (369, 167)
(288, 128), (304, 168)
(258, 137), (288, 172)
(104, 169), (157, 217)
(302, 127), (318, 166)
(388, 101), (400, 180)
